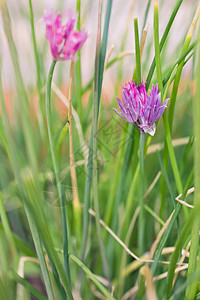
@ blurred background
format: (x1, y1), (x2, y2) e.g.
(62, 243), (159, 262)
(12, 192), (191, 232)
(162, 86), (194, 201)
(1, 0), (196, 90)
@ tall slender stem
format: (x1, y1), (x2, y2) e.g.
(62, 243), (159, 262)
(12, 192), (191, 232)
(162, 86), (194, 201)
(45, 60), (71, 289)
(68, 60), (81, 243)
(92, 0), (110, 280)
(138, 132), (145, 255)
(28, 0), (46, 140)
(185, 23), (200, 300)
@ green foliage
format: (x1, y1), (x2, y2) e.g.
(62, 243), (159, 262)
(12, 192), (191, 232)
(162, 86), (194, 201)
(0, 0), (200, 299)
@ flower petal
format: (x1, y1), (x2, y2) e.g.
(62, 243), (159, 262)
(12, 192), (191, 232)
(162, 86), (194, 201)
(113, 108), (133, 123)
(153, 98), (169, 122)
(138, 123), (156, 136)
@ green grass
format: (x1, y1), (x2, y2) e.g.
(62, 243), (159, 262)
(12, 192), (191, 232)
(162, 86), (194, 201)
(0, 0), (200, 299)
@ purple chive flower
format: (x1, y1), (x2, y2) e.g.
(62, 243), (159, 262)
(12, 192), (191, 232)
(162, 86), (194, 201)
(113, 81), (169, 136)
(43, 10), (88, 61)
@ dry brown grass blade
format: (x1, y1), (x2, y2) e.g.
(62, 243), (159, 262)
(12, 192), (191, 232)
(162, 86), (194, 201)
(16, 257), (39, 300)
(144, 171), (161, 199)
(52, 82), (88, 166)
(122, 263), (189, 300)
(153, 265), (188, 282)
(173, 240), (191, 286)
(175, 187), (194, 208)
(140, 24), (150, 57)
(104, 45), (115, 71)
(143, 265), (158, 300)
(89, 209), (180, 266)
(147, 137), (190, 155)
(149, 209), (175, 259)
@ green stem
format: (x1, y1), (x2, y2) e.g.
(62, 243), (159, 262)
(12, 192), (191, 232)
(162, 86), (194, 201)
(154, 0), (182, 194)
(28, 0), (46, 139)
(81, 0), (112, 263)
(75, 0), (83, 120)
(93, 0), (110, 280)
(154, 0), (163, 96)
(70, 254), (115, 300)
(45, 60), (71, 288)
(146, 0), (183, 89)
(12, 271), (48, 300)
(0, 2), (38, 174)
(134, 18), (141, 84)
(104, 123), (127, 227)
(160, 5), (199, 218)
(0, 192), (16, 257)
(138, 132), (145, 255)
(0, 56), (55, 300)
(185, 23), (200, 300)
(23, 206), (55, 300)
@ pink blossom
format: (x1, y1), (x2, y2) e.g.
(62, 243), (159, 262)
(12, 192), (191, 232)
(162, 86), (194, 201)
(43, 10), (88, 61)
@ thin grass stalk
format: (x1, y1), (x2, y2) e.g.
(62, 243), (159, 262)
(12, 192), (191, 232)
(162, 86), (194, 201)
(109, 126), (135, 232)
(166, 202), (200, 299)
(23, 206), (55, 300)
(154, 0), (163, 96)
(169, 266), (200, 300)
(137, 267), (146, 300)
(134, 17), (144, 255)
(134, 18), (141, 84)
(146, 0), (183, 89)
(0, 78), (70, 298)
(22, 180), (72, 299)
(185, 22), (200, 300)
(28, 0), (46, 140)
(69, 254), (115, 300)
(81, 0), (112, 263)
(154, 0), (182, 194)
(141, 0), (151, 34)
(151, 169), (193, 279)
(106, 125), (135, 274)
(162, 39), (200, 86)
(122, 66), (177, 273)
(0, 1), (38, 174)
(104, 17), (149, 231)
(82, 0), (135, 95)
(168, 3), (200, 131)
(104, 124), (127, 227)
(119, 21), (149, 240)
(0, 192), (16, 257)
(149, 67), (183, 276)
(75, 0), (83, 119)
(93, 0), (110, 280)
(0, 277), (9, 300)
(138, 133), (145, 255)
(11, 271), (48, 300)
(0, 60), (56, 300)
(45, 60), (71, 288)
(160, 4), (200, 217)
(68, 60), (81, 244)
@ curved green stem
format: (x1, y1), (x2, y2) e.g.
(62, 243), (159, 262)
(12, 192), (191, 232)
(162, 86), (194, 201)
(45, 60), (72, 291)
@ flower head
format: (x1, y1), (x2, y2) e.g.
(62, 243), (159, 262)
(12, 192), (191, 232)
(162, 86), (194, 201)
(113, 81), (169, 136)
(43, 10), (88, 60)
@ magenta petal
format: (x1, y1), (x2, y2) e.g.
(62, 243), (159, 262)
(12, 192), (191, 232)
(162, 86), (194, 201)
(137, 82), (148, 105)
(43, 10), (87, 60)
(116, 97), (126, 115)
(154, 98), (169, 122)
(113, 108), (133, 123)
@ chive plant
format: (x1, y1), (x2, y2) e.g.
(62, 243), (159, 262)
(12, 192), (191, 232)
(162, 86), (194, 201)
(0, 0), (200, 299)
